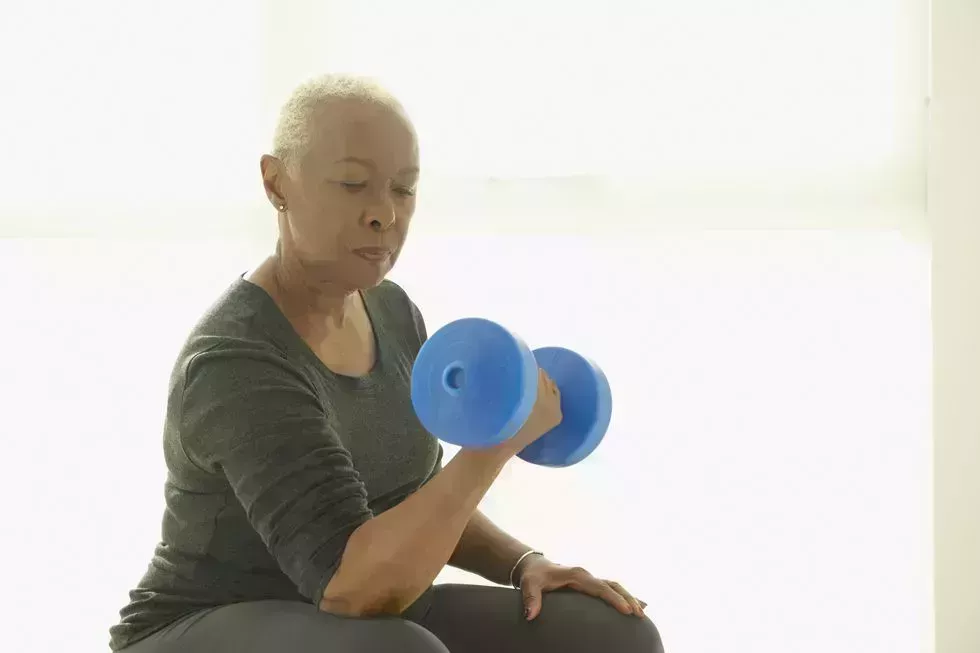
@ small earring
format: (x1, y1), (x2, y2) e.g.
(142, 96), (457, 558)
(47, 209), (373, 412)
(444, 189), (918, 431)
(277, 203), (286, 212)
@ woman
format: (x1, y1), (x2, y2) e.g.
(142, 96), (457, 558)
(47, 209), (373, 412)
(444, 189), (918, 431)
(109, 74), (663, 653)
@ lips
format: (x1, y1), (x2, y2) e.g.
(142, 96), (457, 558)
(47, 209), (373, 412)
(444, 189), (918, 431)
(353, 246), (392, 262)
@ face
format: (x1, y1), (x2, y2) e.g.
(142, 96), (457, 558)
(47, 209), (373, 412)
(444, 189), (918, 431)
(262, 99), (419, 291)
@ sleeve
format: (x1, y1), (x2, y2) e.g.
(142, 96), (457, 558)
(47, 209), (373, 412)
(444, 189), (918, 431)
(178, 344), (373, 602)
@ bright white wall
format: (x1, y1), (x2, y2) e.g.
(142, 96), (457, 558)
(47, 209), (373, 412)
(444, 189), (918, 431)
(0, 2), (935, 653)
(0, 0), (929, 237)
(930, 1), (980, 652)
(404, 230), (932, 653)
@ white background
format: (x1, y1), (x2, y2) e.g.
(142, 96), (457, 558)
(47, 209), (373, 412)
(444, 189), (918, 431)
(0, 1), (941, 652)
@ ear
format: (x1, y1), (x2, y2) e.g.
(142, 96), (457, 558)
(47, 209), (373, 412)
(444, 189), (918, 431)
(260, 154), (289, 209)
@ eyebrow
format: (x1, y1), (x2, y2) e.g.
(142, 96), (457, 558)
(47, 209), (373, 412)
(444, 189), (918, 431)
(335, 156), (419, 175)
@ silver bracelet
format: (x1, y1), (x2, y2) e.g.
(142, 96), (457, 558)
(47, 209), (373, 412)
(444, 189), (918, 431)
(509, 550), (544, 589)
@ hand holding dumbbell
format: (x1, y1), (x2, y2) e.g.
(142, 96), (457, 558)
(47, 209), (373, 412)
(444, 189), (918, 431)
(410, 318), (612, 467)
(493, 366), (564, 458)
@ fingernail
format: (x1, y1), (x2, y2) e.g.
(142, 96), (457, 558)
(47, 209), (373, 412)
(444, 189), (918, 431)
(525, 607), (532, 620)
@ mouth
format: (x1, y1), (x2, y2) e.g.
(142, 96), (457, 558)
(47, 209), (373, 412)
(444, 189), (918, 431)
(352, 247), (392, 262)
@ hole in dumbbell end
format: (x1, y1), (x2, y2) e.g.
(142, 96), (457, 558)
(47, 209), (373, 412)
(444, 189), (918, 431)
(442, 363), (466, 395)
(446, 367), (464, 389)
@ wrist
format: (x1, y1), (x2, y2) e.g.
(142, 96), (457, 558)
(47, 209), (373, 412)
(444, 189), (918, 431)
(459, 444), (515, 470)
(509, 550), (546, 588)
(454, 447), (512, 474)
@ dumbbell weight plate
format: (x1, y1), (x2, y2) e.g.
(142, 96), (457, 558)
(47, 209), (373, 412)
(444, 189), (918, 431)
(518, 347), (612, 468)
(411, 318), (539, 448)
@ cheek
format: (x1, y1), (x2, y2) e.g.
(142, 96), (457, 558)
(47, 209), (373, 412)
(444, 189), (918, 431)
(397, 201), (415, 231)
(289, 207), (345, 260)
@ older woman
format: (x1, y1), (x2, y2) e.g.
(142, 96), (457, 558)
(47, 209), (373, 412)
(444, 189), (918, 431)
(109, 74), (663, 653)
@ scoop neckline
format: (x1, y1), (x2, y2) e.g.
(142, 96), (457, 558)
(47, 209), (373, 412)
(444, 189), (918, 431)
(236, 274), (386, 383)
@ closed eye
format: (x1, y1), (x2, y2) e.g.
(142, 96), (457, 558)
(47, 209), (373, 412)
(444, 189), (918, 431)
(339, 181), (368, 192)
(394, 186), (416, 197)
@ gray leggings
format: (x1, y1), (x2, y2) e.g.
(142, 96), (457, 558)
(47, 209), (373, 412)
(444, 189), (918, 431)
(124, 583), (664, 653)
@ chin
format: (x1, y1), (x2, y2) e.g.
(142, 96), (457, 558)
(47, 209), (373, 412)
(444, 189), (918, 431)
(352, 256), (397, 289)
(356, 275), (388, 290)
(304, 259), (390, 291)
(348, 267), (390, 291)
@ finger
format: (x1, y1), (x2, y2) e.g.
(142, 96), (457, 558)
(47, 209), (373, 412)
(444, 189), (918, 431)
(606, 580), (643, 616)
(541, 369), (557, 389)
(521, 577), (544, 621)
(569, 576), (632, 615)
(607, 580), (645, 617)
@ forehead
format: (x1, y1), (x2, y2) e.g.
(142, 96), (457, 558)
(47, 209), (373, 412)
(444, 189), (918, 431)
(305, 99), (418, 171)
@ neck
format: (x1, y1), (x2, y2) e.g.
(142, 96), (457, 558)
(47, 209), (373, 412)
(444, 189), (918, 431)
(265, 251), (357, 332)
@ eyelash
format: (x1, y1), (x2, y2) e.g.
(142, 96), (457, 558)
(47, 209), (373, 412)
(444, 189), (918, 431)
(338, 182), (415, 197)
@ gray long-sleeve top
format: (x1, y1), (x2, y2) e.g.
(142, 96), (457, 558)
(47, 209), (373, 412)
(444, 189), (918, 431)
(109, 276), (443, 650)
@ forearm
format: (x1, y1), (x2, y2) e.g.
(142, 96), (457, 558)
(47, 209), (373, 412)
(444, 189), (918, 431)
(320, 447), (510, 615)
(449, 510), (537, 586)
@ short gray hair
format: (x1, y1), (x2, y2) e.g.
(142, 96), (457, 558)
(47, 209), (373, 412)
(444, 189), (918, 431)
(271, 73), (401, 170)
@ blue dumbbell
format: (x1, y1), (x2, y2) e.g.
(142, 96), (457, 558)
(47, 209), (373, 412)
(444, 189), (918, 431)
(410, 318), (612, 467)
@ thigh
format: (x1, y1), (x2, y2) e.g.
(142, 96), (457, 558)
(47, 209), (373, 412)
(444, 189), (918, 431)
(124, 600), (449, 653)
(408, 584), (664, 653)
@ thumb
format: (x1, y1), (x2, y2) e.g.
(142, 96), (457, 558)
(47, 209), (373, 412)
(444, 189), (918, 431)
(521, 577), (544, 621)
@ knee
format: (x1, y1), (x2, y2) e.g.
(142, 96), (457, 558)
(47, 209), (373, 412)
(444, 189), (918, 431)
(622, 613), (665, 653)
(541, 590), (664, 653)
(592, 609), (664, 653)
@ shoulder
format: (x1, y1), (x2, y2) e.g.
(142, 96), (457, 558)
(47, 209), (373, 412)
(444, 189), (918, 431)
(187, 277), (289, 344)
(183, 336), (298, 383)
(171, 278), (308, 392)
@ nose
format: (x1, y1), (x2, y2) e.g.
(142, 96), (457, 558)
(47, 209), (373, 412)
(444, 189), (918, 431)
(361, 194), (397, 232)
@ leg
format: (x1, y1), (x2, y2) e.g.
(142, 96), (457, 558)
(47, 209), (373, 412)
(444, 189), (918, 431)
(123, 600), (449, 653)
(407, 583), (664, 653)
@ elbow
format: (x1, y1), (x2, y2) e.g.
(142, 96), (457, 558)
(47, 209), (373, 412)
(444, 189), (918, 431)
(317, 591), (371, 617)
(317, 522), (423, 617)
(318, 555), (416, 618)
(318, 583), (414, 618)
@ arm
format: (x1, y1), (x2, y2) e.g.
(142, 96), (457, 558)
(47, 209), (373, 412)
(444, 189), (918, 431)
(394, 296), (546, 594)
(321, 291), (553, 613)
(181, 343), (526, 617)
(180, 345), (375, 602)
(324, 371), (560, 615)
(321, 449), (511, 614)
(448, 510), (542, 586)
